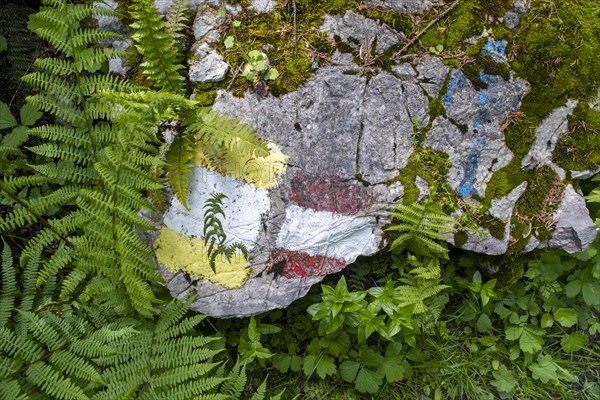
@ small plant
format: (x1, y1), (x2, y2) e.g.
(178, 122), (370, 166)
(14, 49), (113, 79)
(242, 50), (279, 85)
(428, 44), (444, 55)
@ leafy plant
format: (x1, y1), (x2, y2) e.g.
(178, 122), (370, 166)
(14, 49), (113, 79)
(242, 51), (279, 84)
(386, 199), (456, 258)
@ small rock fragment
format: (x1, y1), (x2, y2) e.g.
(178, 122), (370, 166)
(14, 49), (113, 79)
(189, 43), (229, 82)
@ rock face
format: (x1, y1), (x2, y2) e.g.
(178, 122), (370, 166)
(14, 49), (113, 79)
(145, 5), (599, 317)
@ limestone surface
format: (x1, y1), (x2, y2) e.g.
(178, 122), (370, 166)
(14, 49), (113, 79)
(189, 43), (229, 82)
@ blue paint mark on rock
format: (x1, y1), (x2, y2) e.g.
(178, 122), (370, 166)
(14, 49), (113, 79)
(481, 39), (507, 63)
(442, 70), (466, 107)
(458, 137), (484, 197)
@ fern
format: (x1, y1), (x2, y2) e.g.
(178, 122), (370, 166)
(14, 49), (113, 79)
(203, 192), (249, 273)
(129, 0), (186, 94)
(386, 200), (456, 258)
(165, 0), (190, 64)
(0, 242), (257, 399)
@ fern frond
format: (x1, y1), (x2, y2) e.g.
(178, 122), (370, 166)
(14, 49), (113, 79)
(386, 200), (456, 258)
(165, 132), (194, 208)
(129, 0), (185, 94)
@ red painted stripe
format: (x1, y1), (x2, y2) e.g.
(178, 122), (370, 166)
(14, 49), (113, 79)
(266, 248), (347, 278)
(287, 173), (373, 214)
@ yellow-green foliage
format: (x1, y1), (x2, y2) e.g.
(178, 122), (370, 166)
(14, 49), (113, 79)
(555, 103), (600, 171)
(154, 227), (250, 288)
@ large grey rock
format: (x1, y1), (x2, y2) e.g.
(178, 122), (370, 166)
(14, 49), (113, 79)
(189, 43), (229, 82)
(321, 11), (402, 54)
(549, 185), (598, 253)
(415, 57), (449, 98)
(423, 68), (529, 197)
(459, 183), (528, 255)
(363, 0), (434, 13)
(521, 100), (577, 172)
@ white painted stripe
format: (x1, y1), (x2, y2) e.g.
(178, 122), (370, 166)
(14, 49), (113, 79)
(163, 167), (270, 250)
(276, 204), (379, 262)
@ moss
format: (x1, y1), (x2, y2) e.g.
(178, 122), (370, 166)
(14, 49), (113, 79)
(453, 231), (468, 247)
(194, 90), (218, 106)
(479, 215), (506, 240)
(554, 102), (600, 171)
(420, 0), (485, 52)
(494, 254), (525, 289)
(511, 0), (600, 123)
(429, 97), (446, 121)
(515, 166), (557, 217)
(462, 54), (511, 90)
(361, 9), (413, 36)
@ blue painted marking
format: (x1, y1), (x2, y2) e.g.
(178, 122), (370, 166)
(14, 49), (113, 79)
(457, 137), (484, 197)
(481, 39), (507, 61)
(442, 70), (466, 107)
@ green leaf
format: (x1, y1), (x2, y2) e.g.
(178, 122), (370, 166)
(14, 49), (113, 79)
(476, 313), (492, 333)
(564, 280), (581, 297)
(560, 332), (589, 352)
(378, 355), (404, 382)
(224, 35), (235, 49)
(302, 354), (317, 376)
(582, 281), (600, 306)
(553, 308), (578, 328)
(0, 102), (18, 129)
(519, 326), (545, 354)
(491, 369), (517, 394)
(359, 347), (384, 368)
(232, 20), (241, 27)
(2, 126), (29, 147)
(529, 354), (558, 384)
(0, 35), (7, 53)
(247, 316), (260, 342)
(263, 68), (279, 81)
(271, 353), (291, 373)
(355, 368), (383, 394)
(540, 313), (554, 328)
(504, 325), (523, 341)
(20, 104), (42, 126)
(315, 355), (336, 379)
(340, 360), (360, 383)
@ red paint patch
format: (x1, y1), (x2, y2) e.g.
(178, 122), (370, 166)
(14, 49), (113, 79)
(266, 248), (347, 278)
(288, 173), (373, 214)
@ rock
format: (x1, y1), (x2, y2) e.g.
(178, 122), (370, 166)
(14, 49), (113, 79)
(154, 0), (241, 15)
(95, 0), (130, 75)
(392, 63), (417, 81)
(549, 185), (598, 253)
(571, 167), (600, 180)
(363, 0), (434, 13)
(250, 0), (276, 13)
(459, 183), (527, 255)
(504, 0), (530, 29)
(321, 11), (402, 54)
(415, 57), (449, 98)
(521, 100), (578, 171)
(424, 68), (528, 197)
(415, 176), (429, 201)
(188, 43), (229, 82)
(192, 4), (222, 43)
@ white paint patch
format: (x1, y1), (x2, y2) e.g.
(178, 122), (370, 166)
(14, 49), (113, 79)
(163, 167), (270, 250)
(276, 204), (379, 262)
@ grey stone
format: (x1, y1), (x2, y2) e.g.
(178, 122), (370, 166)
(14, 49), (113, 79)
(154, 0), (241, 15)
(424, 69), (528, 198)
(192, 4), (222, 43)
(571, 167), (600, 180)
(521, 100), (577, 171)
(363, 0), (434, 13)
(549, 185), (598, 253)
(95, 0), (130, 75)
(250, 0), (276, 13)
(321, 11), (402, 54)
(504, 0), (530, 29)
(415, 57), (449, 98)
(392, 63), (417, 81)
(415, 176), (429, 201)
(459, 183), (527, 255)
(188, 43), (229, 82)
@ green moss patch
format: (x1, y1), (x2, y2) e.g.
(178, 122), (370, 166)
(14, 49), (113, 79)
(554, 102), (600, 171)
(510, 0), (600, 123)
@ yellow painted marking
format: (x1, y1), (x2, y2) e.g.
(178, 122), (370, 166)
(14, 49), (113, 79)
(154, 227), (249, 288)
(194, 142), (287, 188)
